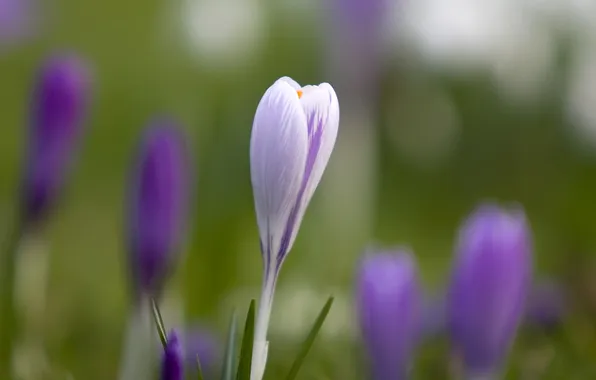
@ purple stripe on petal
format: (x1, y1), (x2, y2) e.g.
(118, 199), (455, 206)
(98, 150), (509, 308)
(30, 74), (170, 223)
(274, 94), (333, 271)
(273, 139), (320, 271)
(304, 115), (325, 184)
(250, 78), (308, 273)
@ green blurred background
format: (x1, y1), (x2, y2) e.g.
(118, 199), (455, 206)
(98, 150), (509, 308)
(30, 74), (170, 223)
(2, 0), (596, 378)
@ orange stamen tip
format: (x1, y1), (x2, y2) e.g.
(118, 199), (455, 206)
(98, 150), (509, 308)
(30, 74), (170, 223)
(297, 90), (303, 99)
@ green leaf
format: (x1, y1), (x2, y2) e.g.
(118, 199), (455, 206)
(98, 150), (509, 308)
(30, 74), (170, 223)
(235, 299), (256, 380)
(197, 354), (205, 380)
(220, 311), (238, 380)
(284, 296), (334, 380)
(150, 297), (168, 349)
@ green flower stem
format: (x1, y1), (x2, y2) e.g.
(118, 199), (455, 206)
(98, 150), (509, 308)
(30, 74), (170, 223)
(117, 297), (155, 380)
(0, 216), (24, 379)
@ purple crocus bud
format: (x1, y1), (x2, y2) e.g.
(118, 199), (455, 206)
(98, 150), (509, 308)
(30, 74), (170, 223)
(161, 330), (183, 380)
(356, 249), (422, 380)
(524, 280), (567, 328)
(249, 76), (340, 380)
(128, 122), (190, 299)
(448, 204), (532, 378)
(22, 55), (90, 225)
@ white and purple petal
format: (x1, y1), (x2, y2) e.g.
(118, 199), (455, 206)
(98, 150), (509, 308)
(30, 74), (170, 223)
(249, 77), (340, 380)
(250, 79), (308, 276)
(275, 82), (340, 267)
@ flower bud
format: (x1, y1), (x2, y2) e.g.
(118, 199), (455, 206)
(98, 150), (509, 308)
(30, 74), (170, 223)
(22, 55), (90, 225)
(448, 204), (532, 377)
(128, 122), (190, 299)
(249, 76), (340, 380)
(356, 249), (422, 380)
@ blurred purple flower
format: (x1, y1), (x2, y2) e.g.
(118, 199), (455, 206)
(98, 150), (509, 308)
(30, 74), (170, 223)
(356, 249), (422, 380)
(448, 204), (532, 377)
(525, 280), (567, 328)
(0, 0), (35, 48)
(326, 0), (389, 98)
(128, 122), (190, 299)
(250, 77), (339, 380)
(161, 330), (183, 380)
(22, 55), (90, 225)
(182, 326), (221, 377)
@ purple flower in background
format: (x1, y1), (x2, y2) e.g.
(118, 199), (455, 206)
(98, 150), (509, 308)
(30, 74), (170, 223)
(0, 0), (35, 49)
(161, 330), (183, 380)
(128, 122), (190, 299)
(356, 249), (422, 380)
(249, 76), (340, 380)
(326, 0), (389, 97)
(182, 326), (221, 376)
(448, 204), (532, 378)
(22, 55), (90, 225)
(524, 280), (567, 328)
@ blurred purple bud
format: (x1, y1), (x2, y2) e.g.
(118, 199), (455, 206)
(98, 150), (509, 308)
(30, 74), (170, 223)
(448, 204), (532, 377)
(0, 0), (35, 49)
(326, 0), (389, 98)
(525, 280), (568, 328)
(22, 55), (90, 225)
(356, 249), (422, 380)
(182, 326), (221, 376)
(161, 330), (183, 380)
(128, 122), (190, 298)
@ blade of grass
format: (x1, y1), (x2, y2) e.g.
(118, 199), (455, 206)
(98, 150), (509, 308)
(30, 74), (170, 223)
(150, 297), (168, 349)
(221, 311), (238, 380)
(235, 299), (256, 380)
(284, 296), (334, 380)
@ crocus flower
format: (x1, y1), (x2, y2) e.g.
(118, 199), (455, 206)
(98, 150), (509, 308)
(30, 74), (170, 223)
(128, 122), (190, 300)
(161, 330), (183, 380)
(356, 249), (422, 380)
(22, 55), (90, 226)
(448, 204), (532, 379)
(249, 76), (340, 380)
